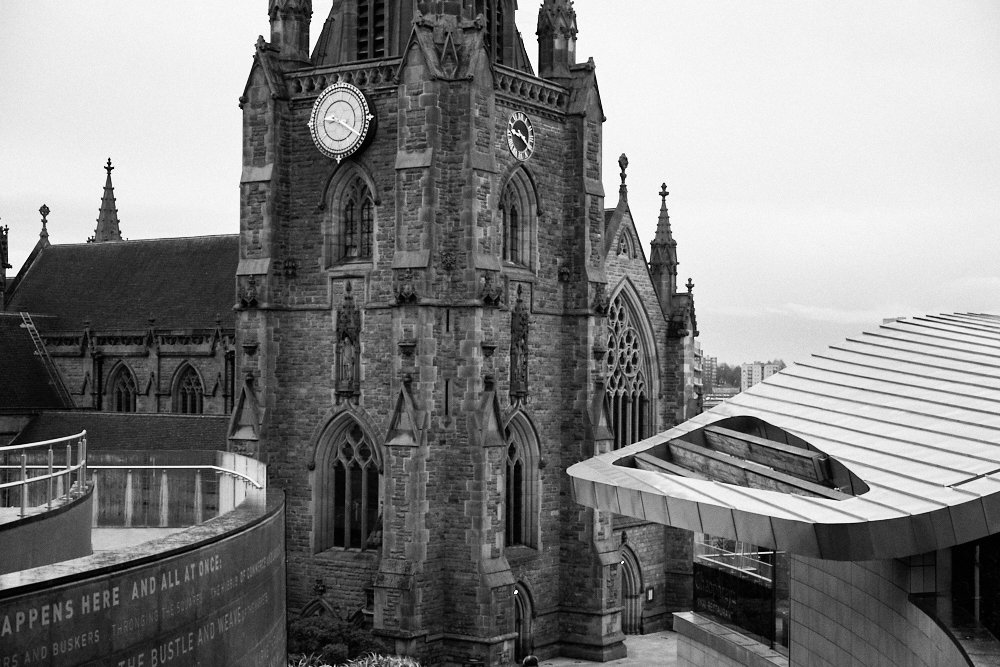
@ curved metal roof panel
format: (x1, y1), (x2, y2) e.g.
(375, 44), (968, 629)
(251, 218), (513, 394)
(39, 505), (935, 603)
(568, 313), (1000, 560)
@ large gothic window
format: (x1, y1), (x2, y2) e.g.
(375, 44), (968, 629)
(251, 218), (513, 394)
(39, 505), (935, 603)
(341, 178), (374, 261)
(606, 291), (653, 449)
(173, 364), (204, 414)
(500, 169), (535, 269)
(109, 364), (138, 413)
(504, 413), (539, 548)
(314, 417), (383, 552)
(356, 0), (387, 59)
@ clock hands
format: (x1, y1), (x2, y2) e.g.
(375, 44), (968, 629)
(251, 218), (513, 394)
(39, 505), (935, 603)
(510, 127), (529, 145)
(324, 115), (362, 137)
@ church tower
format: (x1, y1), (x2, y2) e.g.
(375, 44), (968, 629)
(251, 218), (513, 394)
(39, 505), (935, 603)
(237, 2), (696, 663)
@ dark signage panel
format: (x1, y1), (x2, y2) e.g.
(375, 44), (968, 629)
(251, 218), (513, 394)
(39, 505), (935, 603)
(0, 503), (285, 667)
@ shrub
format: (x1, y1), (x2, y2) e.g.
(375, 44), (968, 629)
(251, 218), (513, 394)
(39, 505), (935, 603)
(287, 614), (388, 665)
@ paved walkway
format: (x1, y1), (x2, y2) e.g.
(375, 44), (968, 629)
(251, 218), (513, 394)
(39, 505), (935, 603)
(540, 631), (678, 667)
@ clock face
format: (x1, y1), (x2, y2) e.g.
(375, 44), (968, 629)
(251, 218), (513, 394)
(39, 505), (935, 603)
(506, 111), (535, 161)
(308, 82), (375, 162)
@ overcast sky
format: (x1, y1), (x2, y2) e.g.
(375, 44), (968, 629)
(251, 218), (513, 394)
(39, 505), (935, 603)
(2, 1), (998, 365)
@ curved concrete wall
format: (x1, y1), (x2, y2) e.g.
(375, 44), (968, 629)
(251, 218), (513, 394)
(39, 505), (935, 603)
(0, 491), (285, 667)
(0, 489), (93, 575)
(790, 557), (966, 667)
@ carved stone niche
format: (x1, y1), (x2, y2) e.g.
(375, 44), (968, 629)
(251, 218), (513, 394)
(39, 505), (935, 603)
(394, 269), (419, 305)
(509, 285), (530, 400)
(336, 282), (361, 399)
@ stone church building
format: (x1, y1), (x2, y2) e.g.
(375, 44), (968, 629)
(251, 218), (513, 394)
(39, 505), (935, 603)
(235, 0), (699, 663)
(1, 1), (701, 665)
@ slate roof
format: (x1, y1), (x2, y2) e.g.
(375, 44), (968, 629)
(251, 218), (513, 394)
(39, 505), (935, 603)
(10, 411), (229, 452)
(570, 313), (1000, 561)
(5, 235), (238, 332)
(0, 314), (63, 410)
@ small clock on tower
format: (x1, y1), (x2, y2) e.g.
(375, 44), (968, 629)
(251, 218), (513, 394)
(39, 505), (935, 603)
(506, 111), (535, 161)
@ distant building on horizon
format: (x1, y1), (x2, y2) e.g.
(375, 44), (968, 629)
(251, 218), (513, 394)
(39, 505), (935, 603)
(740, 361), (780, 392)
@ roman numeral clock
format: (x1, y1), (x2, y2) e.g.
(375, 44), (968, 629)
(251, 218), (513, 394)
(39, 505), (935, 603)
(506, 111), (535, 161)
(308, 82), (376, 162)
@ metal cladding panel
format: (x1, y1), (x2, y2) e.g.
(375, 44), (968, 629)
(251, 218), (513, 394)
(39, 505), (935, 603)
(698, 502), (736, 539)
(950, 498), (990, 545)
(566, 313), (1000, 561)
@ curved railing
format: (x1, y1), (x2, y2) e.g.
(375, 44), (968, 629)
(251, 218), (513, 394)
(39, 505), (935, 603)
(0, 430), (87, 518)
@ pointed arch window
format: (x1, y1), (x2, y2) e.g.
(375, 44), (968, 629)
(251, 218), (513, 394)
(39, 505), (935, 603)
(337, 177), (375, 262)
(500, 169), (536, 269)
(173, 365), (204, 414)
(315, 418), (383, 552)
(606, 291), (654, 449)
(109, 364), (138, 413)
(504, 414), (539, 548)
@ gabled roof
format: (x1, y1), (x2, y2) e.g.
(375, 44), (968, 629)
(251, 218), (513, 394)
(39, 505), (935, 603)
(10, 411), (229, 451)
(570, 313), (1000, 561)
(6, 235), (238, 332)
(0, 314), (62, 410)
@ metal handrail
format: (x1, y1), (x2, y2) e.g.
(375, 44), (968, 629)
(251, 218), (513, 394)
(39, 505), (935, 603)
(0, 430), (87, 518)
(87, 465), (263, 490)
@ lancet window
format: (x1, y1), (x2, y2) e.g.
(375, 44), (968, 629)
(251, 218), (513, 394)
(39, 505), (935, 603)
(500, 169), (535, 268)
(341, 178), (374, 260)
(606, 292), (653, 449)
(109, 364), (138, 413)
(173, 364), (204, 414)
(504, 414), (539, 548)
(314, 418), (383, 552)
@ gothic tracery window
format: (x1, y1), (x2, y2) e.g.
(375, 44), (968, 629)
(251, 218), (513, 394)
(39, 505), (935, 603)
(341, 178), (374, 260)
(109, 364), (138, 413)
(173, 364), (204, 414)
(504, 414), (539, 548)
(315, 418), (383, 552)
(500, 169), (535, 269)
(606, 292), (652, 449)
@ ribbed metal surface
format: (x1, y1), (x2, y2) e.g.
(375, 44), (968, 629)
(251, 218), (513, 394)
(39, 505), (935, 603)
(568, 313), (1000, 560)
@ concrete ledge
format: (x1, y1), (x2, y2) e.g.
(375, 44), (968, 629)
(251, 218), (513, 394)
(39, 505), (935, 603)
(673, 612), (787, 667)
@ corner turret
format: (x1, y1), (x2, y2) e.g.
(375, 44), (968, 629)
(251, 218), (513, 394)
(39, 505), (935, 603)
(0, 221), (10, 307)
(269, 0), (312, 64)
(537, 0), (577, 79)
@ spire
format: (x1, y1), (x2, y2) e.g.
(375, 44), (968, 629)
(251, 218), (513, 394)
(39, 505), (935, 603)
(92, 158), (123, 243)
(649, 183), (679, 308)
(537, 0), (577, 79)
(652, 183), (676, 247)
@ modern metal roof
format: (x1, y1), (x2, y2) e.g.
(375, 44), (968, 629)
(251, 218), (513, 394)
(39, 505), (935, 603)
(569, 313), (1000, 560)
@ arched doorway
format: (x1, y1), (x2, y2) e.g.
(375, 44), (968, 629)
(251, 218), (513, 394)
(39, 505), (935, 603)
(620, 547), (643, 635)
(513, 583), (534, 661)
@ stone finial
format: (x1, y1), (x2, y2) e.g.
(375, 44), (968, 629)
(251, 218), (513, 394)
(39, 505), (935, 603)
(686, 278), (695, 294)
(38, 204), (50, 245)
(104, 157), (114, 175)
(618, 154), (629, 185)
(660, 183), (669, 207)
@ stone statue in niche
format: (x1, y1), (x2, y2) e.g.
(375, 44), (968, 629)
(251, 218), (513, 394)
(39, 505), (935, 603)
(336, 281), (361, 398)
(510, 285), (530, 401)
